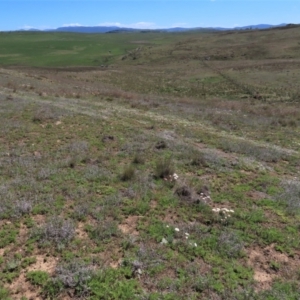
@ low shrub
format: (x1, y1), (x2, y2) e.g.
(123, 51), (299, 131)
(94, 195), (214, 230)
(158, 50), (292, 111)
(155, 140), (167, 150)
(31, 217), (75, 247)
(54, 261), (94, 296)
(32, 105), (61, 123)
(132, 152), (145, 164)
(154, 157), (174, 179)
(189, 150), (208, 167)
(26, 271), (49, 287)
(217, 230), (244, 258)
(277, 181), (300, 215)
(220, 138), (287, 163)
(87, 220), (119, 243)
(0, 285), (10, 300)
(88, 267), (140, 299)
(120, 165), (135, 181)
(13, 199), (33, 218)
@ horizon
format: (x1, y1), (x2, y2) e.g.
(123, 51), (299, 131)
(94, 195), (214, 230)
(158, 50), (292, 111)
(6, 22), (294, 32)
(1, 0), (299, 32)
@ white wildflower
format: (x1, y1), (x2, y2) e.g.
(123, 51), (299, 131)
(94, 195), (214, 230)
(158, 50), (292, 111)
(194, 243), (197, 247)
(212, 208), (220, 212)
(175, 228), (180, 232)
(161, 238), (168, 245)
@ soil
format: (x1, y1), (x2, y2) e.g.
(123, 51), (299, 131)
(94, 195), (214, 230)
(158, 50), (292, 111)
(247, 244), (300, 291)
(118, 215), (140, 236)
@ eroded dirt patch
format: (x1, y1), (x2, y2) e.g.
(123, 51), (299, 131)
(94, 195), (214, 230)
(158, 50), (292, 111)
(118, 215), (140, 236)
(7, 255), (57, 300)
(76, 221), (89, 239)
(247, 244), (300, 291)
(31, 214), (46, 225)
(9, 273), (42, 300)
(27, 255), (58, 273)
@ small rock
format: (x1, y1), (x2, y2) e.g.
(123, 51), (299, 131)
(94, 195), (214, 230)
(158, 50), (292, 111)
(34, 151), (42, 158)
(102, 135), (115, 142)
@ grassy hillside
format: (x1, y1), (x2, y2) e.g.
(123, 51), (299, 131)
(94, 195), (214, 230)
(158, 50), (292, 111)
(0, 27), (300, 299)
(0, 31), (182, 67)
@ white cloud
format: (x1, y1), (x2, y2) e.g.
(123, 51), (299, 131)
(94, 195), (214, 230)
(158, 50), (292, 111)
(97, 22), (122, 27)
(132, 22), (157, 29)
(21, 25), (35, 30)
(62, 23), (83, 27)
(97, 21), (158, 29)
(20, 25), (53, 30)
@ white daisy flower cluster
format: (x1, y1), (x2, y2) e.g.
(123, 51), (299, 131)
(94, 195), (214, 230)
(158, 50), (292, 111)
(164, 173), (179, 182)
(161, 225), (197, 247)
(199, 193), (211, 204)
(184, 232), (197, 247)
(212, 207), (234, 222)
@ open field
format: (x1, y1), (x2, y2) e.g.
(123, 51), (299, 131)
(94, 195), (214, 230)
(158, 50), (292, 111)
(0, 26), (300, 299)
(0, 31), (184, 67)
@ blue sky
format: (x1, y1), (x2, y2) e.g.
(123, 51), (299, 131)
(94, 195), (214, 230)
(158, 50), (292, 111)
(1, 1), (299, 31)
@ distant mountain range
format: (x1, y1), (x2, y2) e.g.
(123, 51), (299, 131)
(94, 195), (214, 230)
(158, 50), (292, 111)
(17, 23), (294, 34)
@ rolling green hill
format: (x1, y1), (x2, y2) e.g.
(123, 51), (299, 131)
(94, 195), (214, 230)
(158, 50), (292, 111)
(0, 26), (300, 299)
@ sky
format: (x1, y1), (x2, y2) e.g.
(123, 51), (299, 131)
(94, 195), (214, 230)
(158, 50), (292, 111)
(1, 0), (299, 31)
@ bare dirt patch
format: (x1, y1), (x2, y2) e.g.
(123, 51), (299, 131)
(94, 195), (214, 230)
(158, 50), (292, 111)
(247, 190), (270, 201)
(118, 215), (140, 236)
(31, 214), (46, 225)
(247, 244), (300, 291)
(9, 273), (42, 300)
(8, 256), (57, 300)
(27, 255), (58, 273)
(76, 221), (89, 239)
(110, 258), (123, 269)
(150, 200), (158, 209)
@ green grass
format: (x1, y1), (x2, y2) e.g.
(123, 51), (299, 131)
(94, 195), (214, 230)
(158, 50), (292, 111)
(0, 31), (182, 67)
(0, 26), (300, 298)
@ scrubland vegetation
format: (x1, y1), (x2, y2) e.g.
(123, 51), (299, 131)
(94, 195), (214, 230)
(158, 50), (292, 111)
(0, 25), (300, 299)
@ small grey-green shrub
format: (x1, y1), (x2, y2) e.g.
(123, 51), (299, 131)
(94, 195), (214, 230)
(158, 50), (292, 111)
(277, 181), (300, 215)
(217, 230), (244, 258)
(32, 217), (75, 247)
